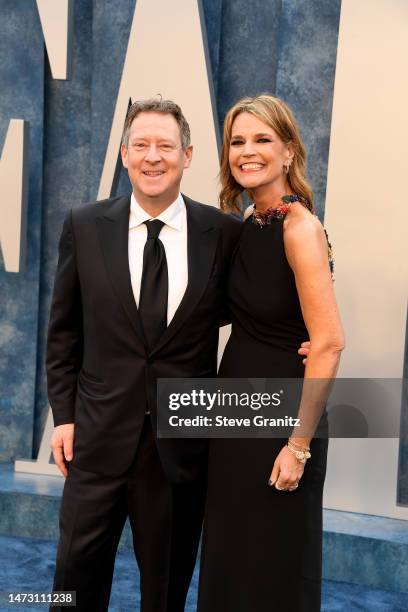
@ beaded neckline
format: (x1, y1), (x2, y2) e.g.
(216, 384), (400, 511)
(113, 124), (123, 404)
(250, 193), (335, 280)
(252, 194), (311, 227)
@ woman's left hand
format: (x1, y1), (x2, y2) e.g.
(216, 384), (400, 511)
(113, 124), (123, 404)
(269, 445), (305, 491)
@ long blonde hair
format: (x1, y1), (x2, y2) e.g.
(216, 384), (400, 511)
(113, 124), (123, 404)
(219, 94), (313, 213)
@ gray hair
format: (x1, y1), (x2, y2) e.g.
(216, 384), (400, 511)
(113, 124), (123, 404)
(121, 97), (191, 150)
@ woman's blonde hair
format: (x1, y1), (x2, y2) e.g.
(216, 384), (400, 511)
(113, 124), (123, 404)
(219, 94), (313, 213)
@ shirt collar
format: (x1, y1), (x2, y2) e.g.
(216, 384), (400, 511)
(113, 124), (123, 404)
(129, 193), (185, 230)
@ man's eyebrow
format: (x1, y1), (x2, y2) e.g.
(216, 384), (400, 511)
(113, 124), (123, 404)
(129, 136), (176, 142)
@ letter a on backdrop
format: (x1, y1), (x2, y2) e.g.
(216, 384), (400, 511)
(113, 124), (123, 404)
(98, 0), (220, 206)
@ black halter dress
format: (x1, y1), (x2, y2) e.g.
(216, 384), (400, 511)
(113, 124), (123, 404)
(197, 209), (329, 612)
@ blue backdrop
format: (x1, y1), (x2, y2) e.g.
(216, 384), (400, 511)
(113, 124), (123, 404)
(1, 0), (406, 504)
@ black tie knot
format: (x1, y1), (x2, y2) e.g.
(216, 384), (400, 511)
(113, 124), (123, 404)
(145, 219), (165, 239)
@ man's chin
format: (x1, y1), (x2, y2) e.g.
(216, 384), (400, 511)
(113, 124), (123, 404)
(134, 188), (180, 209)
(138, 188), (168, 199)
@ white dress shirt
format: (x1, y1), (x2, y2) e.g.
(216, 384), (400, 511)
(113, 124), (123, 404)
(128, 193), (188, 325)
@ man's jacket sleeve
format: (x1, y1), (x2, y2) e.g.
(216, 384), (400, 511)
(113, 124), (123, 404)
(46, 210), (83, 426)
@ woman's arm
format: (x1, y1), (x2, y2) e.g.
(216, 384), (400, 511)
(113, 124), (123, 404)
(285, 207), (344, 443)
(269, 205), (345, 490)
(285, 209), (344, 371)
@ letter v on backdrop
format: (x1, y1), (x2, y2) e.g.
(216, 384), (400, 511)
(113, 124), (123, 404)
(15, 0), (223, 476)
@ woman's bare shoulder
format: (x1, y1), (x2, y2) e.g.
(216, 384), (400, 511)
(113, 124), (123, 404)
(284, 203), (324, 243)
(285, 201), (318, 224)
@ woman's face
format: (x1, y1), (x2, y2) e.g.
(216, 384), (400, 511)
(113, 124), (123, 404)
(229, 112), (292, 194)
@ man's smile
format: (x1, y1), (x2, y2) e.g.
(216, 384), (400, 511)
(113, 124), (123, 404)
(142, 170), (166, 177)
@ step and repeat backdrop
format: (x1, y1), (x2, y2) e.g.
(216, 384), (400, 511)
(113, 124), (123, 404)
(0, 0), (407, 518)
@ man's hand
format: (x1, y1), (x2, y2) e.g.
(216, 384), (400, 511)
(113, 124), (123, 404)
(298, 340), (311, 365)
(51, 424), (75, 478)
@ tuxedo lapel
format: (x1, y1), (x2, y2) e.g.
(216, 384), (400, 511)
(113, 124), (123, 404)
(96, 195), (147, 348)
(150, 196), (219, 356)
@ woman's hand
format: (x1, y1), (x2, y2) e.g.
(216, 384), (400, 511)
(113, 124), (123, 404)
(269, 445), (305, 491)
(298, 340), (311, 365)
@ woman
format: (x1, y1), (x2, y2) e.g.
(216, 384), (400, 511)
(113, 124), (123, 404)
(197, 95), (344, 612)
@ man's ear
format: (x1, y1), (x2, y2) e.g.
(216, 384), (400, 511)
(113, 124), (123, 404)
(120, 143), (128, 168)
(183, 145), (193, 169)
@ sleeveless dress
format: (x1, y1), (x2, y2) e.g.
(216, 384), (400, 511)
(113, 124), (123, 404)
(197, 211), (329, 612)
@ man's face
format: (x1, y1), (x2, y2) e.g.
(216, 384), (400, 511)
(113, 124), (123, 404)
(121, 112), (193, 206)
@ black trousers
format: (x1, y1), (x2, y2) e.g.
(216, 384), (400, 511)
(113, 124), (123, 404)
(51, 418), (206, 612)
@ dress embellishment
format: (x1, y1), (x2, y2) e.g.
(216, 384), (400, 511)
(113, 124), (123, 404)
(251, 194), (335, 280)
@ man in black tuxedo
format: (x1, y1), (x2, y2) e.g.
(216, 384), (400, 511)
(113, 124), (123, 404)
(47, 98), (240, 611)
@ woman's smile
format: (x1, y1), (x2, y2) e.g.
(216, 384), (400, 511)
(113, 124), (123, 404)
(239, 162), (265, 172)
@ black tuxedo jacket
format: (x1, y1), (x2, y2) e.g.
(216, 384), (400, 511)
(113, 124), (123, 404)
(46, 194), (241, 483)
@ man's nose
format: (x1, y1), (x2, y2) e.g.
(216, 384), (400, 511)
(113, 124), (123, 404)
(144, 144), (161, 162)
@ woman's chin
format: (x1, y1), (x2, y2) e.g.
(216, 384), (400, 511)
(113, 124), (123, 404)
(236, 176), (264, 190)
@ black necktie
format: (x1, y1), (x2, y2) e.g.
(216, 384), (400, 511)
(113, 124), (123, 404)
(139, 219), (168, 350)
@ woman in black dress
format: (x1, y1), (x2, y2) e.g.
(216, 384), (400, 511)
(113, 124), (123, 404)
(198, 95), (344, 612)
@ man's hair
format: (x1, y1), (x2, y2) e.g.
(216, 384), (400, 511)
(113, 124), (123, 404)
(121, 97), (191, 150)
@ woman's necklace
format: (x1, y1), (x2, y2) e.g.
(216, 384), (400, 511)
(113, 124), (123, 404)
(251, 194), (311, 227)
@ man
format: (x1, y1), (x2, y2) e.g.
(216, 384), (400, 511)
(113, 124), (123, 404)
(46, 98), (241, 611)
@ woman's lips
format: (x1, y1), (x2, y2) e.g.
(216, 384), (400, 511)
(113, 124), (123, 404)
(239, 163), (264, 173)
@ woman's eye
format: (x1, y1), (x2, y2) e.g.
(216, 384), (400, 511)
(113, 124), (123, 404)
(258, 138), (271, 143)
(230, 140), (243, 146)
